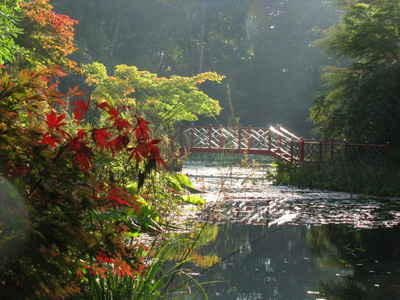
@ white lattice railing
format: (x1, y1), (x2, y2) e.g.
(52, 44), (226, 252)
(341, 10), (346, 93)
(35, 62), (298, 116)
(170, 125), (390, 165)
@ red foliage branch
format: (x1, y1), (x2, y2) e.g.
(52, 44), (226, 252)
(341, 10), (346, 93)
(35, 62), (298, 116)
(0, 65), (166, 299)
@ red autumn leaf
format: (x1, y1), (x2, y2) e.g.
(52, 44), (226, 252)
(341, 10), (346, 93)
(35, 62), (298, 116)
(46, 83), (65, 105)
(69, 132), (94, 169)
(107, 188), (131, 208)
(92, 128), (112, 152)
(150, 138), (161, 145)
(151, 150), (167, 169)
(113, 118), (130, 131)
(134, 116), (150, 141)
(96, 252), (113, 263)
(68, 85), (86, 96)
(110, 135), (130, 152)
(95, 101), (111, 111)
(71, 98), (91, 120)
(113, 261), (134, 278)
(76, 129), (88, 140)
(75, 151), (93, 169)
(45, 111), (66, 129)
(157, 156), (167, 169)
(127, 137), (167, 168)
(107, 107), (120, 121)
(128, 144), (145, 162)
(148, 140), (167, 168)
(72, 110), (83, 121)
(41, 132), (58, 147)
(47, 82), (59, 94)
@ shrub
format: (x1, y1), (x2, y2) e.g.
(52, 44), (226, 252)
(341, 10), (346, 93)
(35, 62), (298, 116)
(0, 65), (165, 299)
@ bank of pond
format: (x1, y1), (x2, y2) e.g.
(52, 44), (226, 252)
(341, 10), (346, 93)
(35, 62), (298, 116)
(272, 160), (400, 197)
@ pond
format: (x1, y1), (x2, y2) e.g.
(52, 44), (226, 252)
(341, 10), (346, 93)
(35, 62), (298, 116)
(175, 154), (400, 300)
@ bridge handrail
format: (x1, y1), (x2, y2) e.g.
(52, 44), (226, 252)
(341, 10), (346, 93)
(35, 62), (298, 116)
(170, 124), (390, 165)
(272, 126), (300, 140)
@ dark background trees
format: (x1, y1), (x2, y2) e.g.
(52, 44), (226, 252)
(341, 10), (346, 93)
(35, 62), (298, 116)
(51, 0), (339, 136)
(6, 0), (399, 145)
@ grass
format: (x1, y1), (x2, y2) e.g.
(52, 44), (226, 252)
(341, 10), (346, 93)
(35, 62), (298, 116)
(73, 241), (208, 300)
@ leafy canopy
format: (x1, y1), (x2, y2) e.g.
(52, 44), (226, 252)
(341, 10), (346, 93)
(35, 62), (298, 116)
(84, 63), (224, 134)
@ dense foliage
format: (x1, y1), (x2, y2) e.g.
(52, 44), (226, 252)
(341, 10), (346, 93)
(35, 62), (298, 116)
(0, 0), (22, 64)
(84, 63), (223, 135)
(0, 65), (171, 299)
(16, 0), (80, 72)
(0, 0), (80, 72)
(311, 0), (400, 147)
(0, 2), (214, 298)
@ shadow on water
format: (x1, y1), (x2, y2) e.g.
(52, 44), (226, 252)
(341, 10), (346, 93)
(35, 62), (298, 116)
(172, 154), (400, 299)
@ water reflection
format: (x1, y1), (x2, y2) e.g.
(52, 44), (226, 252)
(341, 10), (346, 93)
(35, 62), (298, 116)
(177, 155), (400, 299)
(178, 224), (400, 300)
(308, 225), (400, 300)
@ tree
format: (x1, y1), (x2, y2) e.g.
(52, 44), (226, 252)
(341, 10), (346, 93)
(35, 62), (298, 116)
(84, 63), (224, 135)
(310, 0), (400, 145)
(14, 0), (80, 72)
(0, 0), (22, 65)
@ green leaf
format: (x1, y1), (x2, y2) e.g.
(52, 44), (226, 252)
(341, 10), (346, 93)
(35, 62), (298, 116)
(181, 194), (206, 206)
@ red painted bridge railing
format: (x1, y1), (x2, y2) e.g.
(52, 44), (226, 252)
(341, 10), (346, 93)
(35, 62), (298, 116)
(170, 125), (390, 165)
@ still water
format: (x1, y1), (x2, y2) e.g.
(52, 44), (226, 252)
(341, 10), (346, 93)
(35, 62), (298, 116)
(177, 154), (400, 300)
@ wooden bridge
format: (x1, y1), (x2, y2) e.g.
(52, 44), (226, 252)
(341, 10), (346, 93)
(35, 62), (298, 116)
(171, 125), (390, 165)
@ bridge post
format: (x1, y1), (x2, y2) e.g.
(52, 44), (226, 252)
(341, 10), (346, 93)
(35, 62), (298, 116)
(386, 142), (390, 166)
(238, 126), (242, 150)
(268, 131), (271, 151)
(209, 125), (212, 149)
(191, 124), (194, 148)
(365, 141), (369, 166)
(299, 138), (304, 162)
(331, 139), (335, 160)
(248, 125), (252, 149)
(345, 140), (349, 164)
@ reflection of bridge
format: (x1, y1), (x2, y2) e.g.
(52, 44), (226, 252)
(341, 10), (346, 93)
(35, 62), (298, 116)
(171, 125), (390, 165)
